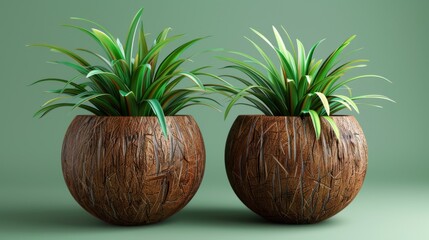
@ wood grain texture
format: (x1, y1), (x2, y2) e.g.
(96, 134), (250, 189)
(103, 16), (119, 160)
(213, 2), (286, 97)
(62, 115), (205, 225)
(225, 115), (367, 224)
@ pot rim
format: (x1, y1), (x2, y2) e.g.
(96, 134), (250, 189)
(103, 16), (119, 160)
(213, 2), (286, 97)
(74, 114), (193, 118)
(236, 114), (355, 118)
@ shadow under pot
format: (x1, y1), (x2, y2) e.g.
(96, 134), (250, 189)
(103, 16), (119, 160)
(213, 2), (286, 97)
(62, 115), (205, 225)
(225, 115), (367, 224)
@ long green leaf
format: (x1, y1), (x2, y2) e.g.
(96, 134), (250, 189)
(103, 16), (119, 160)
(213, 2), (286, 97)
(322, 116), (340, 139)
(137, 24), (149, 64)
(143, 99), (168, 137)
(125, 8), (143, 68)
(72, 93), (109, 110)
(224, 85), (269, 119)
(41, 96), (70, 107)
(92, 28), (124, 60)
(156, 37), (204, 78)
(296, 39), (306, 80)
(30, 77), (85, 91)
(332, 94), (360, 113)
(280, 26), (296, 58)
(76, 48), (112, 69)
(305, 39), (324, 75)
(29, 44), (89, 66)
(315, 92), (330, 115)
(329, 74), (391, 95)
(351, 94), (395, 103)
(272, 26), (288, 56)
(178, 72), (205, 90)
(307, 109), (321, 139)
(34, 103), (102, 117)
(120, 90), (138, 115)
(86, 69), (129, 91)
(245, 36), (282, 84)
(133, 64), (151, 101)
(314, 35), (356, 84)
(70, 17), (115, 40)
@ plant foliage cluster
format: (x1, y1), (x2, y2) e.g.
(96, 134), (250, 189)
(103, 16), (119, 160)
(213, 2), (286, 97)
(32, 8), (222, 136)
(32, 8), (393, 138)
(217, 27), (393, 138)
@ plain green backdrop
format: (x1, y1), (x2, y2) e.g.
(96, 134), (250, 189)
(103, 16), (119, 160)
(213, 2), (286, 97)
(0, 0), (428, 239)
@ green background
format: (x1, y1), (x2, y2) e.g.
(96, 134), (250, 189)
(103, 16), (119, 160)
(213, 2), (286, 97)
(1, 0), (428, 239)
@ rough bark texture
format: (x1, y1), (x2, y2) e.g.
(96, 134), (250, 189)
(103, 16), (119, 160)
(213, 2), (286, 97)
(225, 115), (367, 224)
(62, 115), (205, 225)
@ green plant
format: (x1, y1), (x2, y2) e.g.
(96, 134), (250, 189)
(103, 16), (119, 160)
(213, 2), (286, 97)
(218, 26), (394, 139)
(30, 8), (221, 136)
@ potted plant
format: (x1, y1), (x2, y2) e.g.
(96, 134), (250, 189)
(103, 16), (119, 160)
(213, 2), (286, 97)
(220, 27), (393, 224)
(30, 8), (222, 225)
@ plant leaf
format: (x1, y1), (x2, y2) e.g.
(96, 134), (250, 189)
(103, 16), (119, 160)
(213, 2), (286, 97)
(307, 109), (321, 139)
(323, 116), (340, 139)
(305, 39), (324, 75)
(332, 94), (360, 113)
(296, 39), (306, 80)
(29, 44), (90, 66)
(125, 8), (143, 68)
(178, 72), (205, 90)
(224, 85), (269, 119)
(315, 92), (330, 115)
(119, 90), (138, 115)
(143, 99), (168, 137)
(72, 93), (110, 110)
(34, 103), (102, 118)
(351, 94), (395, 103)
(314, 35), (356, 84)
(92, 28), (124, 60)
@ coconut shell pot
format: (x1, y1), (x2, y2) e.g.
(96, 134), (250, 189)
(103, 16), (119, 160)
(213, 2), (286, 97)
(62, 115), (205, 225)
(225, 115), (367, 224)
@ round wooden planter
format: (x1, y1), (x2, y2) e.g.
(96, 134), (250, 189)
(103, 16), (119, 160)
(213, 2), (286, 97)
(62, 115), (205, 225)
(225, 115), (367, 224)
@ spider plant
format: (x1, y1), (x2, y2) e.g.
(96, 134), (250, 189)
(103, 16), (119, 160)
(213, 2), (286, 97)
(30, 8), (221, 136)
(218, 26), (394, 139)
